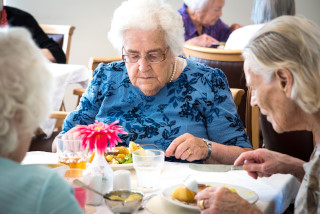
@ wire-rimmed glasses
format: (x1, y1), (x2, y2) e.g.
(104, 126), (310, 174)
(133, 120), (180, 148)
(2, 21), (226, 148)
(122, 47), (169, 64)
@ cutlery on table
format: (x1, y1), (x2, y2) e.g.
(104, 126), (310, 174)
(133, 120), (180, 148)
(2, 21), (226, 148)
(189, 164), (243, 172)
(183, 175), (198, 193)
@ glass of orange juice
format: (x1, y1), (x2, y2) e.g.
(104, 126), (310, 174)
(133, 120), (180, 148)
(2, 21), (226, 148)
(56, 134), (87, 169)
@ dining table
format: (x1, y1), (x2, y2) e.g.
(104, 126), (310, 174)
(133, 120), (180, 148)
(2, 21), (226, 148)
(22, 151), (301, 214)
(39, 63), (90, 137)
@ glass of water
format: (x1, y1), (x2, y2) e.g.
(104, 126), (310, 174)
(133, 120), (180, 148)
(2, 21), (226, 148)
(132, 149), (164, 191)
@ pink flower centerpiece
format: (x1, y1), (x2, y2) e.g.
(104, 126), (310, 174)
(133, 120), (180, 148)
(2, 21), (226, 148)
(73, 120), (127, 205)
(74, 120), (127, 155)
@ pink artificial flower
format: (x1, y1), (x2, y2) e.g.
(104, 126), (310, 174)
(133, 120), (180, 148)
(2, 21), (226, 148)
(74, 120), (127, 155)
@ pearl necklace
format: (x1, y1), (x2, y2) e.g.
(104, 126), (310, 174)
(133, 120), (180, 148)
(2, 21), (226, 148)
(169, 58), (178, 83)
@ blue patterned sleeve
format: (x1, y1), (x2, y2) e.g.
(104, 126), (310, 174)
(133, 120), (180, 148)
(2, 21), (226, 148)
(203, 68), (252, 148)
(62, 63), (106, 132)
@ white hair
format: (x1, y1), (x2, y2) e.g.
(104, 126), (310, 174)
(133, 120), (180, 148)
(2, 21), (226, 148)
(0, 27), (53, 156)
(183, 0), (210, 11)
(108, 0), (185, 56)
(243, 16), (320, 114)
(251, 0), (295, 24)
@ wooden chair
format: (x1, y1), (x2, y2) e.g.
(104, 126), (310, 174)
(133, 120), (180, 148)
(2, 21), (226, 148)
(40, 24), (75, 64)
(73, 56), (122, 106)
(183, 44), (258, 148)
(230, 88), (245, 110)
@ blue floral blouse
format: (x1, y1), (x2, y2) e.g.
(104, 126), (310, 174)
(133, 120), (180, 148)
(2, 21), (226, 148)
(63, 57), (251, 162)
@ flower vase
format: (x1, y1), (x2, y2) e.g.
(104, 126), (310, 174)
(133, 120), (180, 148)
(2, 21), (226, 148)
(86, 149), (113, 205)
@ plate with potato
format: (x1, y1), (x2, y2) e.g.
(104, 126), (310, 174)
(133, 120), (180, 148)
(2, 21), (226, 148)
(161, 182), (258, 210)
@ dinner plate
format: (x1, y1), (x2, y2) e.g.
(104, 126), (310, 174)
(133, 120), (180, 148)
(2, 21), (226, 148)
(161, 182), (259, 210)
(110, 163), (134, 170)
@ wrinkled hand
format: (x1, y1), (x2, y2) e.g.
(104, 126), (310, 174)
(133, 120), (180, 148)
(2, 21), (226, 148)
(186, 34), (219, 47)
(234, 148), (285, 179)
(165, 133), (208, 161)
(195, 186), (258, 214)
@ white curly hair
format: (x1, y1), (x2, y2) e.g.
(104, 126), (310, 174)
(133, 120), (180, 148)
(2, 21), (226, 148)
(0, 27), (53, 157)
(108, 0), (185, 56)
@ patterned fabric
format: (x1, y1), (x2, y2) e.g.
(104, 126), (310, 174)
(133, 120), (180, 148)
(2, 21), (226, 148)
(63, 57), (251, 162)
(178, 4), (231, 43)
(295, 145), (320, 213)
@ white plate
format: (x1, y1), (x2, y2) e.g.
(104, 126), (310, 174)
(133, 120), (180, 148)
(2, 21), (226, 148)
(161, 182), (259, 210)
(110, 163), (134, 170)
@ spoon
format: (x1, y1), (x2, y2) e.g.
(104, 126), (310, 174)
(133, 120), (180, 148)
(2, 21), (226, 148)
(73, 179), (104, 197)
(73, 179), (131, 200)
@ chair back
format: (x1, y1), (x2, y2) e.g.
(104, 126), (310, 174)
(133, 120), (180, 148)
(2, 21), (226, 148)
(89, 56), (122, 72)
(40, 24), (75, 63)
(183, 44), (256, 144)
(73, 56), (122, 106)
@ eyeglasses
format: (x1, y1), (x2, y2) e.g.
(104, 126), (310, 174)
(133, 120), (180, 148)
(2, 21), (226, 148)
(122, 47), (169, 63)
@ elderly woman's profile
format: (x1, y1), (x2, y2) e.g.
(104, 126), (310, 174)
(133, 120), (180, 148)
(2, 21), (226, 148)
(0, 27), (82, 213)
(61, 0), (252, 163)
(195, 16), (320, 213)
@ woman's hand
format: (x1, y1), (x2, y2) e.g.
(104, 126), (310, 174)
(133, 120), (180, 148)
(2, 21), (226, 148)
(186, 34), (219, 47)
(234, 148), (306, 180)
(165, 133), (208, 161)
(195, 186), (261, 214)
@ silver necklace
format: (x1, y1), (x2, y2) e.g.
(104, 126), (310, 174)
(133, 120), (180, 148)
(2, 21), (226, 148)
(169, 58), (178, 83)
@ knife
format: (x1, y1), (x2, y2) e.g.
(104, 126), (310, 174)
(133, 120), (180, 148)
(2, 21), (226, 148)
(189, 164), (243, 172)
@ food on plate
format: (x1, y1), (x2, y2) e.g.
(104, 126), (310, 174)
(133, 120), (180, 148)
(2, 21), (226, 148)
(172, 186), (197, 203)
(129, 141), (144, 153)
(171, 184), (237, 205)
(89, 144), (139, 165)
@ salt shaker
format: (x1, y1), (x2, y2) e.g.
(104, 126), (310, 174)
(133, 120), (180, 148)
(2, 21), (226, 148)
(113, 170), (131, 191)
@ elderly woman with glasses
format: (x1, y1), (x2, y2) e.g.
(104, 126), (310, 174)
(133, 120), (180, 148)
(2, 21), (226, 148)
(195, 16), (320, 213)
(61, 0), (252, 163)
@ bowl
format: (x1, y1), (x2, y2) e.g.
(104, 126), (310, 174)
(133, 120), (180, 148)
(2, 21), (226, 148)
(104, 190), (144, 214)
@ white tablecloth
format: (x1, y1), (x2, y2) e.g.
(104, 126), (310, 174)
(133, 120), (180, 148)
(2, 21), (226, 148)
(94, 162), (300, 214)
(39, 63), (90, 136)
(22, 153), (300, 214)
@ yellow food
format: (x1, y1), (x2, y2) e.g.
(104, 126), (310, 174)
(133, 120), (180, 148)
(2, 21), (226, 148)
(108, 193), (142, 202)
(171, 186), (196, 203)
(115, 146), (129, 155)
(106, 154), (114, 162)
(228, 187), (237, 193)
(116, 154), (126, 160)
(129, 141), (144, 153)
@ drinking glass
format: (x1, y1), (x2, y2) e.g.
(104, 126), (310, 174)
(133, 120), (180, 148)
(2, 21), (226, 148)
(56, 134), (87, 169)
(64, 168), (88, 211)
(132, 149), (164, 191)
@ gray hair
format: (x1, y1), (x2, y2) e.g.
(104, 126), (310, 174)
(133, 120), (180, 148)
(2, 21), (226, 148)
(0, 27), (53, 156)
(243, 16), (320, 114)
(251, 0), (295, 24)
(183, 0), (210, 11)
(108, 0), (185, 56)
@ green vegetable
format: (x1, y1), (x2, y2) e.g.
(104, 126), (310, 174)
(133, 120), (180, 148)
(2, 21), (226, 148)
(124, 153), (133, 163)
(118, 158), (126, 164)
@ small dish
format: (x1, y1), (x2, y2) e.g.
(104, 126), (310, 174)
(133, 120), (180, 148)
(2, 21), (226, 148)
(104, 190), (144, 213)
